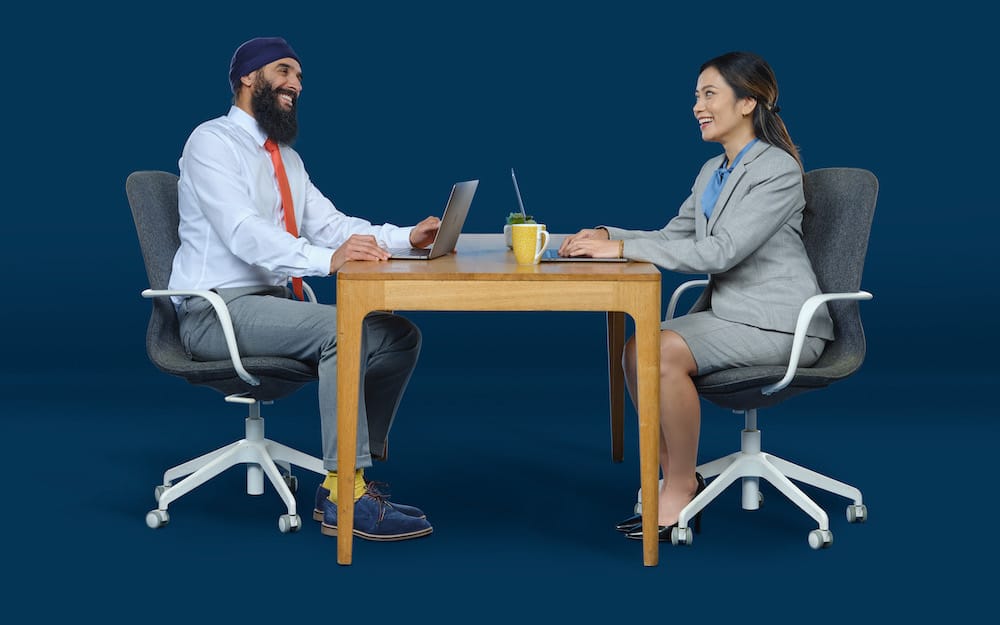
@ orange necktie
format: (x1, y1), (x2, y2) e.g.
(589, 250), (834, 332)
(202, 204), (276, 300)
(264, 138), (304, 300)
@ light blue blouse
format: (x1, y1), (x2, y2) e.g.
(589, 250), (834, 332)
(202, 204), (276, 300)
(701, 139), (758, 219)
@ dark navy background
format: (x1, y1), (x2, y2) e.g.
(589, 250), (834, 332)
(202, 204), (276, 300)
(2, 2), (994, 622)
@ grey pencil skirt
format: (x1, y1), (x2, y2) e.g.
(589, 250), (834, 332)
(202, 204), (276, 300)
(662, 310), (826, 376)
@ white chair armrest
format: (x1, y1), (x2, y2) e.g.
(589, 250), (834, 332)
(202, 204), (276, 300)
(761, 290), (874, 396)
(301, 280), (317, 303)
(666, 279), (710, 320)
(141, 289), (260, 387)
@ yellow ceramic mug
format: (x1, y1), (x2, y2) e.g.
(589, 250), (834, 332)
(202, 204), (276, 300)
(511, 223), (550, 265)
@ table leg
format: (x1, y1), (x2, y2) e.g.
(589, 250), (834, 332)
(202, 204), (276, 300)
(606, 311), (626, 463)
(634, 304), (661, 566)
(335, 289), (367, 565)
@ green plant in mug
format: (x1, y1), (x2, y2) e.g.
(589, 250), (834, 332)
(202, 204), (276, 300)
(506, 211), (536, 225)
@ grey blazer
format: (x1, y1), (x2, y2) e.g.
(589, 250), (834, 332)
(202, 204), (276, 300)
(604, 141), (834, 340)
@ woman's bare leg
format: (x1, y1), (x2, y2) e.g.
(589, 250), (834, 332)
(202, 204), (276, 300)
(623, 331), (701, 526)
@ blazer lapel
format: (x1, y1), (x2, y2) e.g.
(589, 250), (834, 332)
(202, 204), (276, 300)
(705, 141), (769, 233)
(706, 166), (746, 233)
(695, 199), (708, 239)
(694, 154), (725, 240)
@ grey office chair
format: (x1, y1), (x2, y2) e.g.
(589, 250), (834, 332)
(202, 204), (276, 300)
(126, 170), (325, 533)
(634, 167), (878, 549)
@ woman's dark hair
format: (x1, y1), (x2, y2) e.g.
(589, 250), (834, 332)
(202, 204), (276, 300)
(700, 51), (802, 169)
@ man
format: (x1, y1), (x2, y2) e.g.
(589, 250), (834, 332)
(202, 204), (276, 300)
(169, 37), (439, 541)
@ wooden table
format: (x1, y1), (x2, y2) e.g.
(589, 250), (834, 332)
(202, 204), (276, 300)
(335, 234), (663, 565)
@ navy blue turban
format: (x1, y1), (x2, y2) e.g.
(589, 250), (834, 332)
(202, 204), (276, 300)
(229, 37), (300, 93)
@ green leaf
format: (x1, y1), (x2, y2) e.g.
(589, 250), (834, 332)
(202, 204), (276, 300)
(506, 212), (536, 224)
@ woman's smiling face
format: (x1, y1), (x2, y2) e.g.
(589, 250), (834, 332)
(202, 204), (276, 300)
(693, 66), (756, 149)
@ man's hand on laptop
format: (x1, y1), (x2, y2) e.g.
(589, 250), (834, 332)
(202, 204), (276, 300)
(409, 216), (441, 249)
(330, 234), (391, 273)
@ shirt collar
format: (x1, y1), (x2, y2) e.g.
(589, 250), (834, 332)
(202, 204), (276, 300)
(227, 105), (268, 147)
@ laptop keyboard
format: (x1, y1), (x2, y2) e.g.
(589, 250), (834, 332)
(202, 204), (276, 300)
(388, 247), (430, 259)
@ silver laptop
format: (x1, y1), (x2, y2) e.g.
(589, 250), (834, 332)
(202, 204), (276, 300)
(539, 249), (627, 262)
(389, 180), (479, 260)
(509, 169), (627, 263)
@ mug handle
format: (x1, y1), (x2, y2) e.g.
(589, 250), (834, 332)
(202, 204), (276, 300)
(534, 229), (550, 263)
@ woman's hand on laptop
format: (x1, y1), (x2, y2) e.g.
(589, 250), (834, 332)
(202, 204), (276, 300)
(558, 228), (612, 257)
(409, 216), (441, 248)
(329, 234), (391, 272)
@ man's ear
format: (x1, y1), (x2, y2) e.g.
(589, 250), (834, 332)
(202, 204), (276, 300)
(240, 72), (256, 89)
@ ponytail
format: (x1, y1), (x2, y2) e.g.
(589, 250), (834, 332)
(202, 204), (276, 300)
(755, 103), (802, 170)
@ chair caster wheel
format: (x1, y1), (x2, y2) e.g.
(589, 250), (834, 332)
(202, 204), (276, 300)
(146, 509), (170, 529)
(671, 526), (693, 546)
(808, 529), (833, 549)
(283, 475), (299, 494)
(846, 504), (867, 523)
(278, 514), (301, 533)
(154, 485), (169, 503)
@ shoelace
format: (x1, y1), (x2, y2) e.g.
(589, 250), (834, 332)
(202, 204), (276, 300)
(365, 480), (394, 499)
(364, 481), (393, 524)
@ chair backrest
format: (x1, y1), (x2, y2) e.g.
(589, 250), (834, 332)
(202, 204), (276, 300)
(694, 167), (878, 409)
(127, 170), (182, 291)
(126, 170), (188, 376)
(126, 170), (318, 399)
(801, 167), (878, 374)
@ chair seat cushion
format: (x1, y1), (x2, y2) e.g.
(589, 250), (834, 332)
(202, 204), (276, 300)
(153, 349), (318, 401)
(694, 365), (834, 410)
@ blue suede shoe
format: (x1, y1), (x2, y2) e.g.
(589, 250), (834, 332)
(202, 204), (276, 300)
(320, 492), (433, 541)
(312, 482), (426, 522)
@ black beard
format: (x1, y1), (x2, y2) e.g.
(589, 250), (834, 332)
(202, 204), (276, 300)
(251, 78), (299, 145)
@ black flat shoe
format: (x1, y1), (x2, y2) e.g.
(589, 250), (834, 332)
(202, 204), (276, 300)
(615, 514), (642, 533)
(618, 472), (706, 536)
(624, 510), (702, 542)
(624, 522), (686, 542)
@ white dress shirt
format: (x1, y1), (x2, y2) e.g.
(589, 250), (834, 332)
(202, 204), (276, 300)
(168, 106), (412, 301)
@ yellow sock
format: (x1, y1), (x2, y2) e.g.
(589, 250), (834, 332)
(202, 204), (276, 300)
(322, 469), (366, 502)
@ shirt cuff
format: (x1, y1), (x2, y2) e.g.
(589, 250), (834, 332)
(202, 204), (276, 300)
(306, 245), (336, 275)
(385, 225), (414, 249)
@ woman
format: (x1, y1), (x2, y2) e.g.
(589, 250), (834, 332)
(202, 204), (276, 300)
(558, 51), (834, 541)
